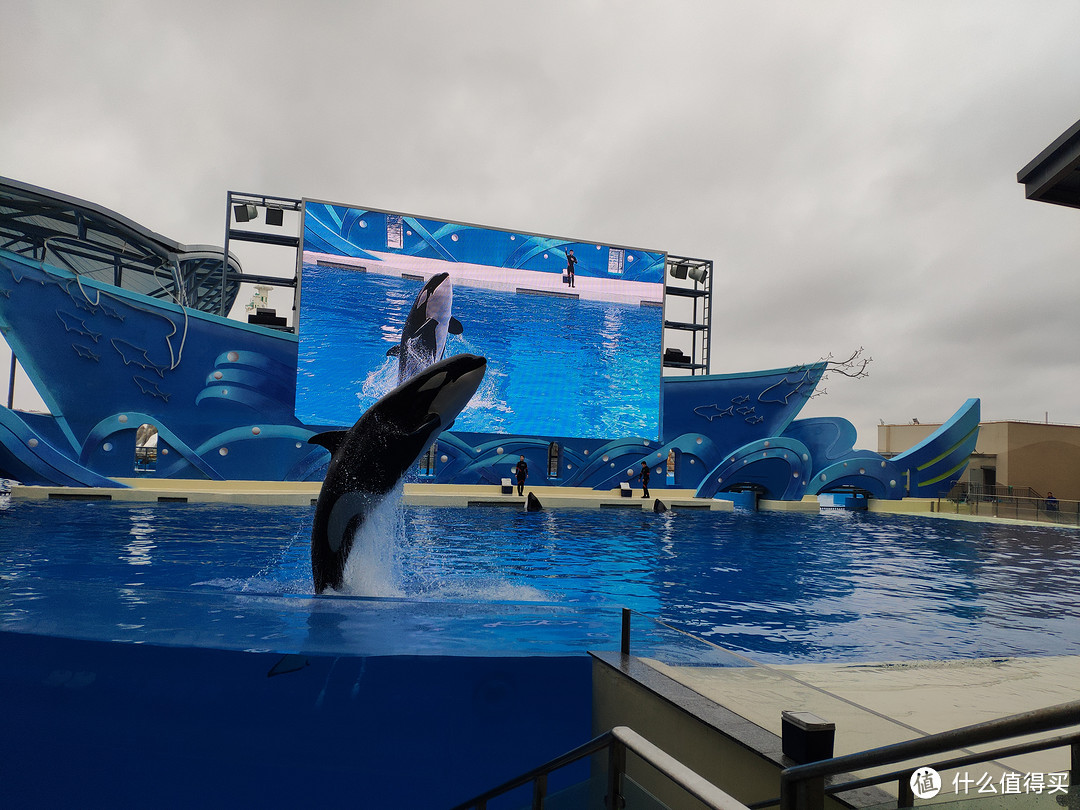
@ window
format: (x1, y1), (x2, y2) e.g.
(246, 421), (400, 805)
(547, 442), (561, 478)
(134, 423), (158, 472)
(418, 442), (438, 478)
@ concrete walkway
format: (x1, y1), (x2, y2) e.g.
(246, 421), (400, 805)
(7, 480), (731, 510)
(646, 655), (1079, 796)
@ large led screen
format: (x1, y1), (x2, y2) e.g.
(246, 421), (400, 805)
(295, 200), (665, 439)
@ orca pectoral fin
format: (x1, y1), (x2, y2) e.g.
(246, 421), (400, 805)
(448, 317), (464, 335)
(408, 412), (441, 439)
(386, 345), (402, 357)
(417, 318), (438, 347)
(309, 430), (349, 454)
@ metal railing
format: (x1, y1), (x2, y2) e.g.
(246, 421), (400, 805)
(450, 725), (750, 810)
(947, 483), (1041, 502)
(778, 699), (1080, 810)
(937, 491), (1080, 526)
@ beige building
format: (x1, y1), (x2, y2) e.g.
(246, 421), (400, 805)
(879, 420), (1080, 502)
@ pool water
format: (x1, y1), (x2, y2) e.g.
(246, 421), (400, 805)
(295, 266), (663, 438)
(2, 497), (1078, 664)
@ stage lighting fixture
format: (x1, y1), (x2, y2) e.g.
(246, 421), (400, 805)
(669, 263), (689, 279)
(265, 207), (284, 226)
(233, 203), (258, 223)
(687, 265), (708, 283)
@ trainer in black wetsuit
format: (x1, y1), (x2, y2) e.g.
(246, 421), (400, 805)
(515, 455), (528, 497)
(638, 461), (650, 498)
(565, 249), (577, 288)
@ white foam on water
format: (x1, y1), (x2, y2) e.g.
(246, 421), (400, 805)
(333, 481), (550, 603)
(359, 356), (399, 403)
(404, 577), (549, 604)
(339, 483), (407, 598)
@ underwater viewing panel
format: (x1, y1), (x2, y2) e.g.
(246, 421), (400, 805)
(295, 200), (666, 439)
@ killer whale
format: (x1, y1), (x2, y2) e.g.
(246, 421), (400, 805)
(308, 353), (486, 593)
(387, 272), (463, 383)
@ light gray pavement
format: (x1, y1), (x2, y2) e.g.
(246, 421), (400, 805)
(646, 655), (1079, 798)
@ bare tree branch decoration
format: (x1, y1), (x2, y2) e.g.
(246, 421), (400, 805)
(787, 347), (872, 399)
(825, 347), (872, 379)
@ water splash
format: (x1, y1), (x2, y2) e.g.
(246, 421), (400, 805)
(446, 334), (511, 423)
(359, 355), (400, 404)
(359, 338), (441, 406)
(331, 481), (547, 602)
(219, 521), (312, 594)
(338, 482), (407, 597)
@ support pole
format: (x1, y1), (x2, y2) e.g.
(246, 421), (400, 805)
(221, 192), (232, 317)
(621, 608), (631, 656)
(607, 737), (626, 810)
(7, 352), (15, 409)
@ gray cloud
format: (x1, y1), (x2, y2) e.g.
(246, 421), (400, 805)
(3, 0), (1080, 442)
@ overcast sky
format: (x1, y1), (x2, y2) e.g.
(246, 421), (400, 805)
(3, 1), (1080, 448)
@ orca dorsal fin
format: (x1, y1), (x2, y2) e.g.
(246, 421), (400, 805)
(386, 345), (402, 357)
(448, 317), (464, 335)
(308, 430), (349, 454)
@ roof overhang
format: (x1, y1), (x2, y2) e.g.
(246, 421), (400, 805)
(1018, 117), (1080, 208)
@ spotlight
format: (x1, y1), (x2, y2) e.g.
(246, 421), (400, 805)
(687, 265), (708, 283)
(669, 263), (689, 279)
(265, 207), (284, 226)
(233, 203), (258, 223)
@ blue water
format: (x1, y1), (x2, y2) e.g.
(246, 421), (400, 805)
(295, 265), (663, 438)
(1, 497), (1078, 664)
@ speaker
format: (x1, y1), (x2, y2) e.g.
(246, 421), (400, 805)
(265, 207), (284, 226)
(669, 263), (689, 279)
(687, 265), (708, 283)
(233, 203), (257, 223)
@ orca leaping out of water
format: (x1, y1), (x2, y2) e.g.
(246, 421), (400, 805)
(308, 353), (486, 594)
(386, 272), (463, 384)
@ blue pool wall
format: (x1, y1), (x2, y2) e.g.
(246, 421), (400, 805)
(1, 631), (592, 807)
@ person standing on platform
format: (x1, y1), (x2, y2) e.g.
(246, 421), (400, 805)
(515, 455), (528, 497)
(565, 249), (577, 288)
(638, 461), (650, 499)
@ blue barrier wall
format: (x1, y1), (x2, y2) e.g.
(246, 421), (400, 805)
(0, 632), (593, 807)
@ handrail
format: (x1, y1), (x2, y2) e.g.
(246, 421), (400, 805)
(779, 699), (1080, 810)
(450, 725), (750, 810)
(936, 490), (1080, 525)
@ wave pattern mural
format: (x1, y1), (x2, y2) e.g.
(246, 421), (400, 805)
(0, 177), (980, 498)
